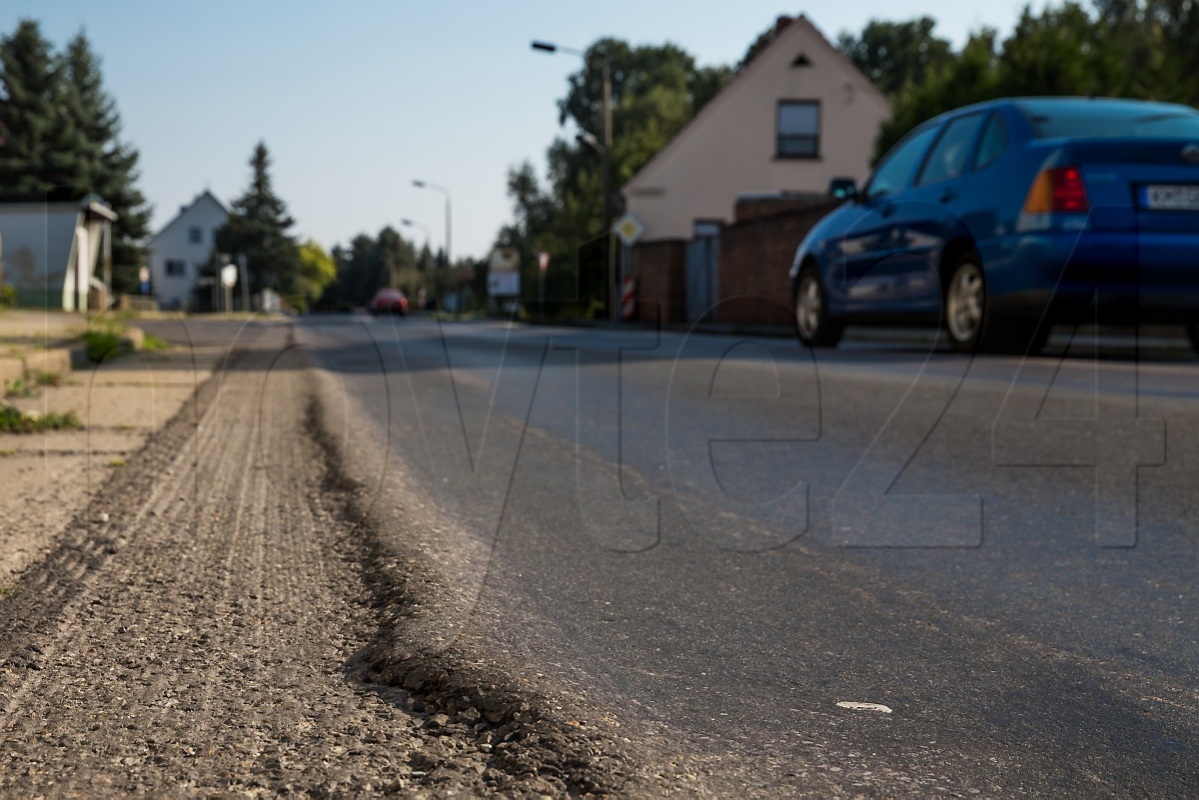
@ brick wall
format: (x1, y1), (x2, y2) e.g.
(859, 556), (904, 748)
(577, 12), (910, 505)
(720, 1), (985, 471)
(717, 201), (840, 325)
(631, 239), (687, 324)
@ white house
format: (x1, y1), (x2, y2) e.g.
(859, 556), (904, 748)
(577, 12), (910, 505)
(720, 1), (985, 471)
(147, 190), (228, 310)
(623, 15), (891, 242)
(0, 197), (118, 311)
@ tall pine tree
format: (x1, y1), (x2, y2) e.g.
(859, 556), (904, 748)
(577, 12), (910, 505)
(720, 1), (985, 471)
(63, 31), (151, 294)
(0, 20), (91, 201)
(215, 142), (301, 297)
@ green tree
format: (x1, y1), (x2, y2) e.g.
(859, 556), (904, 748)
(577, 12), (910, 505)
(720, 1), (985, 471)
(0, 20), (91, 202)
(215, 142), (301, 299)
(997, 3), (1123, 97)
(506, 38), (731, 317)
(873, 30), (1002, 159)
(296, 239), (335, 311)
(62, 31), (152, 294)
(836, 17), (954, 96)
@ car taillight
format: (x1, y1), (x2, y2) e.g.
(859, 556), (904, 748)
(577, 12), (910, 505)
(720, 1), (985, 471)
(1024, 166), (1090, 213)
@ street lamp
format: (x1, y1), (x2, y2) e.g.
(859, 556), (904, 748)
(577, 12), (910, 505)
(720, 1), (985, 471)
(402, 217), (434, 272)
(532, 39), (617, 322)
(413, 179), (453, 312)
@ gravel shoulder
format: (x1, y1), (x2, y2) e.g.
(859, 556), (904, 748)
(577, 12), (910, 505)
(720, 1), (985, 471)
(0, 322), (636, 796)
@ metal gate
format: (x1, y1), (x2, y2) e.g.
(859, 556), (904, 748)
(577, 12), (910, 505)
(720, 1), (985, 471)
(685, 234), (719, 322)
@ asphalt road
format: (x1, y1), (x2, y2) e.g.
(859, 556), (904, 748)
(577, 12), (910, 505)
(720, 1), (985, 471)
(172, 316), (1199, 795)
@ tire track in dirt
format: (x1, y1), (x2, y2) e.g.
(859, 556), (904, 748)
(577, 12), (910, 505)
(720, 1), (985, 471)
(0, 326), (508, 796)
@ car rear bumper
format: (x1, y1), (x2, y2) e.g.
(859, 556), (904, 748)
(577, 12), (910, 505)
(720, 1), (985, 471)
(981, 230), (1199, 323)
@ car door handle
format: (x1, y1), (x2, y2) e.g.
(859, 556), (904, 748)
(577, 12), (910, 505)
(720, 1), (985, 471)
(940, 188), (958, 203)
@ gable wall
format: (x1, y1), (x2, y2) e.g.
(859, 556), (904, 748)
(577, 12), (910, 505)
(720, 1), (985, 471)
(148, 195), (228, 309)
(625, 20), (888, 241)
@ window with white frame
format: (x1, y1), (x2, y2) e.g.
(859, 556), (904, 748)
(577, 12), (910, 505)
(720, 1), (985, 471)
(777, 101), (821, 158)
(165, 260), (187, 277)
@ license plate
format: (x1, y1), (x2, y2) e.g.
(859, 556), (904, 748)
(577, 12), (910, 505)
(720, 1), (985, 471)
(1143, 184), (1199, 211)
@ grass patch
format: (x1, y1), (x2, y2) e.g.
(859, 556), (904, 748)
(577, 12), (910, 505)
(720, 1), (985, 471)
(0, 405), (81, 434)
(0, 448), (15, 457)
(0, 586), (13, 600)
(106, 457), (126, 468)
(82, 329), (128, 364)
(114, 423), (135, 432)
(4, 378), (35, 398)
(34, 371), (62, 387)
(142, 333), (170, 352)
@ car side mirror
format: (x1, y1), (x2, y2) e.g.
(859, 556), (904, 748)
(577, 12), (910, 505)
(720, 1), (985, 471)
(828, 177), (858, 201)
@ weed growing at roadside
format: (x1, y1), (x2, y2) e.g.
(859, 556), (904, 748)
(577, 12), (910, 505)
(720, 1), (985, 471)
(82, 330), (127, 364)
(0, 405), (81, 434)
(142, 333), (170, 352)
(4, 378), (35, 398)
(106, 458), (126, 468)
(0, 586), (13, 599)
(34, 371), (62, 387)
(0, 448), (15, 457)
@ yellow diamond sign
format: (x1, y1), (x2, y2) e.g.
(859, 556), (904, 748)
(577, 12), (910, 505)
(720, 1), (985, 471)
(613, 213), (645, 246)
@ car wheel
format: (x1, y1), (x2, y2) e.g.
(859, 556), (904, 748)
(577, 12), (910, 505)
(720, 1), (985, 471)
(795, 267), (844, 348)
(944, 252), (1045, 355)
(944, 256), (987, 352)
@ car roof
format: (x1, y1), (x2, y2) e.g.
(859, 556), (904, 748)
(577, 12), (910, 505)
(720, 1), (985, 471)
(931, 96), (1196, 125)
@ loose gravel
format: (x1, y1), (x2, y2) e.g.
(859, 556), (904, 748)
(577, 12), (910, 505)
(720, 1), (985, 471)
(0, 325), (631, 797)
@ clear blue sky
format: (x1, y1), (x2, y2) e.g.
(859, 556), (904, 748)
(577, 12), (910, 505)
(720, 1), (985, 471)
(1, 1), (1046, 259)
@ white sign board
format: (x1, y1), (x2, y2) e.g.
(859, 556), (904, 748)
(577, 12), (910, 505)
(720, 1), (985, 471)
(220, 264), (239, 288)
(488, 271), (521, 297)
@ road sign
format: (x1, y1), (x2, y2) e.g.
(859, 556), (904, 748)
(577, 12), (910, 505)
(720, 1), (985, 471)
(488, 271), (520, 297)
(613, 213), (645, 246)
(220, 264), (238, 288)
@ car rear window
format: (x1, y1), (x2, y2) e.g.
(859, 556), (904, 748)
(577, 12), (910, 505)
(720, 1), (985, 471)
(1021, 103), (1199, 140)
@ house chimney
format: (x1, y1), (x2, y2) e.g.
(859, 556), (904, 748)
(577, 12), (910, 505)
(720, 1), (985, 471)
(775, 15), (793, 36)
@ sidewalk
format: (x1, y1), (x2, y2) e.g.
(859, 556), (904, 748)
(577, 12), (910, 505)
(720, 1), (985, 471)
(0, 325), (223, 589)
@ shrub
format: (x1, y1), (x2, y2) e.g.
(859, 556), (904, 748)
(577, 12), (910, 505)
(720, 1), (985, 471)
(81, 330), (127, 364)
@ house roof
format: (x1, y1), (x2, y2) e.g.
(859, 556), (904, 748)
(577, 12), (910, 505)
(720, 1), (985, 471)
(624, 15), (890, 192)
(148, 189), (228, 244)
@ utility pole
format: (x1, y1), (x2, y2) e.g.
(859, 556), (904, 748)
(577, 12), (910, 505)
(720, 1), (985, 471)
(238, 254), (250, 311)
(532, 40), (617, 320)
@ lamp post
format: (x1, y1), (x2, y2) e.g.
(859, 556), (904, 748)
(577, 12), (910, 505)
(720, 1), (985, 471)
(532, 39), (616, 322)
(413, 179), (452, 312)
(402, 218), (433, 306)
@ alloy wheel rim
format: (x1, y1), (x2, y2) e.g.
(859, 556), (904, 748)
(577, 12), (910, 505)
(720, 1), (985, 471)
(798, 277), (822, 339)
(947, 263), (985, 342)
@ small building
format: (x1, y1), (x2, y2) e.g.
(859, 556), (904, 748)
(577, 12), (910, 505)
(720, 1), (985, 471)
(0, 197), (118, 311)
(147, 190), (228, 310)
(623, 15), (890, 323)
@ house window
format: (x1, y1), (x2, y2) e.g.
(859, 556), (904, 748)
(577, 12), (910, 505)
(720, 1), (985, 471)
(165, 260), (187, 277)
(188, 226), (202, 244)
(777, 101), (820, 158)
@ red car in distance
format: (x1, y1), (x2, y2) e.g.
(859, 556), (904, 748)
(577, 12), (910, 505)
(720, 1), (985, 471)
(369, 288), (409, 316)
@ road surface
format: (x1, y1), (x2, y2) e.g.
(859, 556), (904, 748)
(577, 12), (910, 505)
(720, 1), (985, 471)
(298, 314), (1199, 796)
(3, 315), (1196, 796)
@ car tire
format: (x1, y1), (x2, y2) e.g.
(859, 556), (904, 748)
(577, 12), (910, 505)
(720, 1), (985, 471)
(944, 252), (1045, 355)
(794, 266), (844, 348)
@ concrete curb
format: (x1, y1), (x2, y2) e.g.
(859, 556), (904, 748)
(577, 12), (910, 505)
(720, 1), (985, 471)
(0, 325), (147, 386)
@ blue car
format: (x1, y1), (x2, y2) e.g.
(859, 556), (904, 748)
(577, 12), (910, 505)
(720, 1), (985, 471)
(789, 97), (1199, 353)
